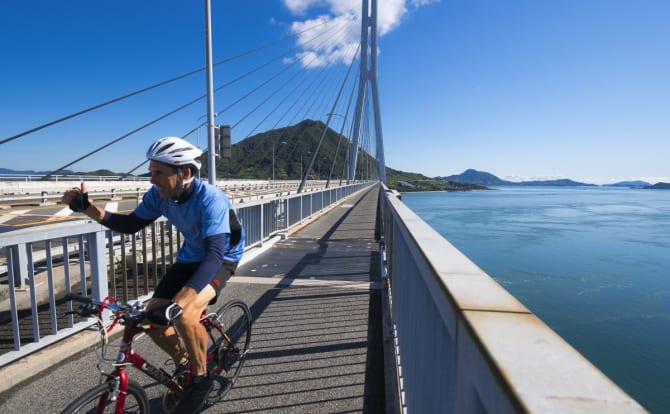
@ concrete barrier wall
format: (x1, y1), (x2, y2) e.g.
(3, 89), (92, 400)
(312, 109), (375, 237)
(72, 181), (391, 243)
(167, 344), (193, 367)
(379, 187), (645, 413)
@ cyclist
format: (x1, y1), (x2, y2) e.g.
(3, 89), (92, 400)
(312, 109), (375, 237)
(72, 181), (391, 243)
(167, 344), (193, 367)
(61, 136), (245, 414)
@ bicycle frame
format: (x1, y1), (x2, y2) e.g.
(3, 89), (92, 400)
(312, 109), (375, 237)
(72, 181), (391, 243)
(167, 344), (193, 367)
(63, 293), (248, 414)
(96, 311), (226, 414)
(96, 323), (183, 413)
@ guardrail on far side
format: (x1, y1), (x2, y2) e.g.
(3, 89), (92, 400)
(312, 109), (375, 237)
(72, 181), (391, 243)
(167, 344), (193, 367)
(0, 182), (373, 368)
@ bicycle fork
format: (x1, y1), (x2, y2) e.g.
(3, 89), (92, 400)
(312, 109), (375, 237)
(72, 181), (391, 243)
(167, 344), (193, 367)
(98, 371), (129, 414)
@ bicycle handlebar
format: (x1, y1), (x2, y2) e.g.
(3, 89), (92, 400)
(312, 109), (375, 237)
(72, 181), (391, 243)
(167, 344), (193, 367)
(64, 293), (143, 326)
(65, 292), (93, 304)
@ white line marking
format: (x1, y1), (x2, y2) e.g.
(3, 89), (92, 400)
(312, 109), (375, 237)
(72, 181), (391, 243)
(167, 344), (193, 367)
(0, 210), (29, 224)
(54, 207), (74, 217)
(229, 275), (380, 290)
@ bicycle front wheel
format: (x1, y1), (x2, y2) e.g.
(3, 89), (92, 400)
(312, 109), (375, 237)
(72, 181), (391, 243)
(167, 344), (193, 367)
(206, 299), (252, 402)
(60, 379), (149, 414)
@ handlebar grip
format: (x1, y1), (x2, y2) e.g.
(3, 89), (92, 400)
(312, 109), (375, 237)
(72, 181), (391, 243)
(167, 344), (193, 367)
(65, 293), (93, 304)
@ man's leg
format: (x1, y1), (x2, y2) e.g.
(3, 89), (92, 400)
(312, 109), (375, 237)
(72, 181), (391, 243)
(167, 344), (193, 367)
(171, 285), (217, 414)
(174, 285), (216, 376)
(146, 298), (188, 365)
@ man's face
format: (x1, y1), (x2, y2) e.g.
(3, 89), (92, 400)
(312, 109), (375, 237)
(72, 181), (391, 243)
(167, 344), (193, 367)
(149, 161), (179, 199)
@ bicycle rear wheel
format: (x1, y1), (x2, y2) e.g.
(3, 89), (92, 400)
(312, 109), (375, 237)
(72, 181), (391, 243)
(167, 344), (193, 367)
(60, 379), (148, 414)
(205, 299), (252, 403)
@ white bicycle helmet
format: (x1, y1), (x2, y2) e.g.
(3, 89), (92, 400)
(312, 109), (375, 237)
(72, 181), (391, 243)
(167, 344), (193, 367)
(146, 136), (202, 171)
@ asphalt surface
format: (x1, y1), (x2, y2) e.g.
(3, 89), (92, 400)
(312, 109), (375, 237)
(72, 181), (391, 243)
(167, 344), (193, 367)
(0, 185), (385, 413)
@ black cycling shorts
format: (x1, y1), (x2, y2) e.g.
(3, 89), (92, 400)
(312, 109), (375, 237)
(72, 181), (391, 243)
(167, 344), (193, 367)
(153, 261), (238, 304)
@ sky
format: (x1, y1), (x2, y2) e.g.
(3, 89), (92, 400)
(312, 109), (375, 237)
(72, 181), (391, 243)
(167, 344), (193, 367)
(1, 0), (669, 185)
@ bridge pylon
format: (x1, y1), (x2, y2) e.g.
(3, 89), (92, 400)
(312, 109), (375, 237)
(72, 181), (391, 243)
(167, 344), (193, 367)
(348, 0), (386, 184)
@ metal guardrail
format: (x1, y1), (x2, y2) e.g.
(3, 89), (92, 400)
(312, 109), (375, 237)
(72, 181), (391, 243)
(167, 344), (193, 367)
(377, 185), (645, 413)
(0, 178), (326, 204)
(0, 174), (151, 182)
(0, 182), (372, 367)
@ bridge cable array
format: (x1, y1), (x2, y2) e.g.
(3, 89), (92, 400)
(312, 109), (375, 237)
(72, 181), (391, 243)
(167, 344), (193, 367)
(4, 13), (381, 184)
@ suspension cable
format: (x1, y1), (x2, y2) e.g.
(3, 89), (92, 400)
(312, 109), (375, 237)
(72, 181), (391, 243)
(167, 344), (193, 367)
(46, 19), (354, 177)
(181, 16), (353, 138)
(230, 40), (359, 175)
(326, 64), (359, 187)
(1, 18), (331, 147)
(298, 43), (361, 192)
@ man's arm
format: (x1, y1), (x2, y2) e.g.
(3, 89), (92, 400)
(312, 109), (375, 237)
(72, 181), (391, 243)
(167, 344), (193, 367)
(185, 234), (227, 292)
(61, 181), (153, 234)
(172, 233), (227, 307)
(61, 182), (106, 222)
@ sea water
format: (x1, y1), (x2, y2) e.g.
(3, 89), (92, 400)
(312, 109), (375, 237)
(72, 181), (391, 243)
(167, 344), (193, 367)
(402, 187), (670, 413)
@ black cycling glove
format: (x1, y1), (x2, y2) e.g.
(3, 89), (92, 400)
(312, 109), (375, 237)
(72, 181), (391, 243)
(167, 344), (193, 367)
(68, 188), (91, 212)
(146, 302), (183, 325)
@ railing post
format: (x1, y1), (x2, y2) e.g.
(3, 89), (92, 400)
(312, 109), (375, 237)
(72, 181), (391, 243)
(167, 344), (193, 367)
(259, 203), (264, 246)
(87, 230), (109, 301)
(9, 244), (28, 289)
(284, 196), (289, 230)
(6, 248), (21, 351)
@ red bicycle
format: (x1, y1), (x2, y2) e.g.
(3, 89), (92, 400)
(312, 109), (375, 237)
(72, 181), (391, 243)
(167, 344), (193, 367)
(60, 293), (252, 414)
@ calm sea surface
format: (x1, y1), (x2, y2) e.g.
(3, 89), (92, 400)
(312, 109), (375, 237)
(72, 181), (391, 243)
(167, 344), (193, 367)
(402, 187), (670, 413)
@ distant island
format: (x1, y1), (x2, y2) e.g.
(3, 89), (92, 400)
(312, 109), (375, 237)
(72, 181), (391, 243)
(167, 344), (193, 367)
(440, 169), (669, 190)
(603, 180), (651, 188)
(0, 168), (121, 176)
(441, 169), (596, 187)
(386, 167), (489, 192)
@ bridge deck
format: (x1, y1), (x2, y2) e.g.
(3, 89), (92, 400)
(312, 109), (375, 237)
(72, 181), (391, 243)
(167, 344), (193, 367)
(0, 186), (386, 413)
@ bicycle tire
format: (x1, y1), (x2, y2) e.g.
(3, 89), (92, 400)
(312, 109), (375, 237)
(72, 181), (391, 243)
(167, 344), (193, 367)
(60, 379), (149, 414)
(205, 299), (252, 403)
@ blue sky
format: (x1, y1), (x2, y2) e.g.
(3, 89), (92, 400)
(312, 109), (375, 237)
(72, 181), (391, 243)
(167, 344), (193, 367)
(1, 0), (669, 184)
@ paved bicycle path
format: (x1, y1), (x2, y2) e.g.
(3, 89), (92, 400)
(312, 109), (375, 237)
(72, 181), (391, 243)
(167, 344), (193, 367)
(0, 185), (386, 413)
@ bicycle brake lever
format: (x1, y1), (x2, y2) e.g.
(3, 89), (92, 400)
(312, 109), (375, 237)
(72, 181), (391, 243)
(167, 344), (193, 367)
(80, 303), (100, 317)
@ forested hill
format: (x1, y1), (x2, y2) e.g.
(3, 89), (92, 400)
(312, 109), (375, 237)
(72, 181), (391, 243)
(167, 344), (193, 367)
(202, 119), (353, 181)
(198, 120), (487, 192)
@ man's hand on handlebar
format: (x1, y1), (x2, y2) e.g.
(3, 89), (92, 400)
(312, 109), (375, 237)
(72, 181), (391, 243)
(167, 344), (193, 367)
(146, 302), (183, 326)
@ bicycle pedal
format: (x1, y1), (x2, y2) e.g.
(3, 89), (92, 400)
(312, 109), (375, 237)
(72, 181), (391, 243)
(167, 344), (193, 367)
(172, 360), (190, 378)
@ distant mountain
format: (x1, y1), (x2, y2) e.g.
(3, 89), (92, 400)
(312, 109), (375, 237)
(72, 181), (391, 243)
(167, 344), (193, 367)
(387, 167), (489, 192)
(440, 169), (507, 186)
(604, 180), (651, 188)
(440, 169), (595, 187)
(646, 182), (670, 190)
(514, 178), (596, 187)
(0, 168), (114, 176)
(0, 168), (52, 175)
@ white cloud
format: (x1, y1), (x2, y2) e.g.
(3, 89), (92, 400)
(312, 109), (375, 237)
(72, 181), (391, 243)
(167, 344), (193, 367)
(289, 12), (360, 68)
(282, 0), (434, 68)
(283, 0), (322, 15)
(410, 0), (440, 6)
